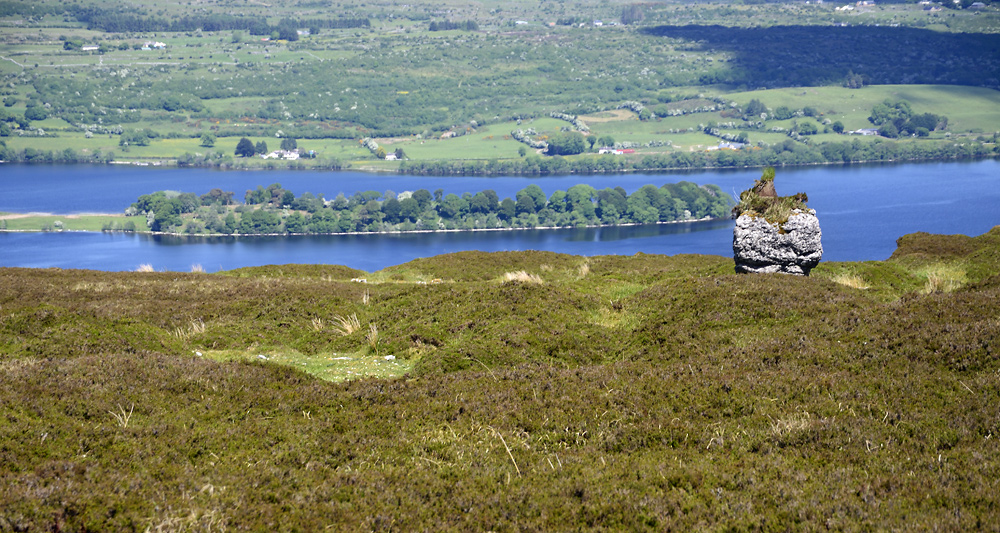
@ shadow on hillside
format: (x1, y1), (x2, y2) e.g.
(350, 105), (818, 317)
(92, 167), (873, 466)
(641, 25), (1000, 89)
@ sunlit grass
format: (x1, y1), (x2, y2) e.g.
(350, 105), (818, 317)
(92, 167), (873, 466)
(831, 272), (870, 290)
(201, 348), (412, 382)
(917, 263), (967, 293)
(500, 270), (544, 285)
(331, 313), (361, 336)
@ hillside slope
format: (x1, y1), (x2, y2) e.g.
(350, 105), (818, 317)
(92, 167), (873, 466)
(1, 228), (998, 530)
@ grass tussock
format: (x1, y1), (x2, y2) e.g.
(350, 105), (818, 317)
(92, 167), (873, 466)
(171, 319), (206, 339)
(733, 167), (810, 226)
(919, 263), (967, 293)
(190, 264), (205, 273)
(501, 270), (544, 285)
(365, 322), (380, 354)
(831, 271), (870, 290)
(1, 227), (999, 530)
(331, 313), (361, 336)
(135, 263), (155, 272)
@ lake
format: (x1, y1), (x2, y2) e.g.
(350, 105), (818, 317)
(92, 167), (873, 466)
(1, 160), (998, 272)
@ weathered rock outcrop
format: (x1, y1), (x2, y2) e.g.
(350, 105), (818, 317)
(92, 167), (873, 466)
(733, 209), (823, 275)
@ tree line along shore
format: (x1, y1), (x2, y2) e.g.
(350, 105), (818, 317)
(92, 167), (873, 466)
(122, 181), (732, 236)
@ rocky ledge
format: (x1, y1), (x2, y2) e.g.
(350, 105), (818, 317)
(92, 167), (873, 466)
(733, 209), (823, 275)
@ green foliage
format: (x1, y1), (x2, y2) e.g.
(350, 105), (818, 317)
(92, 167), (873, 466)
(23, 106), (47, 122)
(3, 1), (998, 171)
(129, 179), (732, 235)
(235, 137), (254, 158)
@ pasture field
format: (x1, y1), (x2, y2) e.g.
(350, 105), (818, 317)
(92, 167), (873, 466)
(0, 213), (149, 232)
(1, 0), (998, 170)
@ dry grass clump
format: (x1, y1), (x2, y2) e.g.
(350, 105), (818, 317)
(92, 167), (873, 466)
(136, 263), (155, 272)
(190, 264), (205, 273)
(331, 313), (361, 336)
(733, 167), (809, 226)
(920, 263), (967, 293)
(769, 411), (812, 437)
(831, 272), (869, 290)
(500, 270), (544, 285)
(108, 403), (135, 429)
(172, 319), (206, 339)
(365, 323), (380, 354)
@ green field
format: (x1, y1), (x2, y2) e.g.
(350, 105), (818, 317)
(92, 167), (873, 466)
(0, 213), (149, 232)
(2, 0), (998, 170)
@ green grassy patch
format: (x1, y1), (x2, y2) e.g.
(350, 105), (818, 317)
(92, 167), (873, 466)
(1, 214), (148, 232)
(202, 348), (412, 382)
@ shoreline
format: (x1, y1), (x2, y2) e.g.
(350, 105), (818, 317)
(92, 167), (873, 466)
(0, 153), (996, 176)
(0, 215), (724, 237)
(0, 211), (123, 220)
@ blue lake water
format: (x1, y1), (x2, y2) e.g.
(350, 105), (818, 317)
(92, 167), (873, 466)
(1, 160), (998, 272)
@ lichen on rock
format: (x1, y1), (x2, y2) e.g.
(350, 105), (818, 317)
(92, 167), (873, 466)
(733, 168), (823, 275)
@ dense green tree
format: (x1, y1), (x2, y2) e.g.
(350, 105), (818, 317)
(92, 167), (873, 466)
(255, 141), (268, 155)
(245, 185), (267, 205)
(23, 106), (47, 121)
(517, 185), (547, 213)
(515, 194), (536, 216)
(382, 197), (402, 224)
(878, 122), (900, 138)
(200, 134), (216, 148)
(869, 100), (912, 126)
(548, 190), (568, 213)
(224, 213), (237, 234)
(120, 129), (151, 147)
(773, 106), (795, 120)
(235, 137), (255, 158)
(284, 212), (306, 233)
(437, 194), (466, 219)
(744, 99), (767, 118)
(411, 189), (432, 210)
(498, 198), (516, 222)
(399, 198), (421, 222)
(469, 190), (499, 213)
(546, 132), (586, 156)
(798, 121), (819, 135)
(280, 137), (298, 151)
(597, 188), (628, 222)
